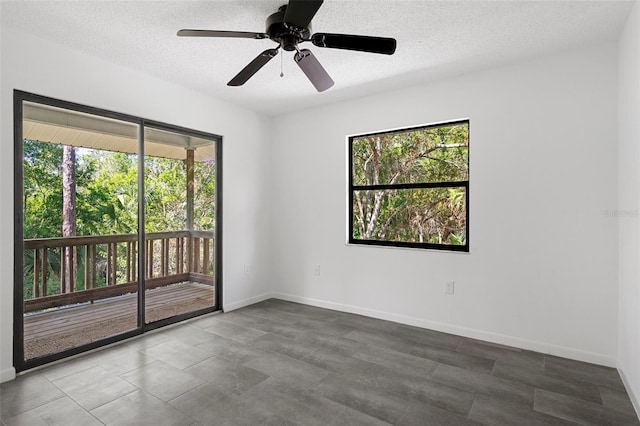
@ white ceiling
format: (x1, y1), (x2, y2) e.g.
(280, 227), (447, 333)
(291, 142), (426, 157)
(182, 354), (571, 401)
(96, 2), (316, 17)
(1, 0), (635, 116)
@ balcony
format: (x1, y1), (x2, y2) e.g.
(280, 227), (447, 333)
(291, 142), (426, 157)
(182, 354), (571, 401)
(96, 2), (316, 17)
(23, 230), (215, 360)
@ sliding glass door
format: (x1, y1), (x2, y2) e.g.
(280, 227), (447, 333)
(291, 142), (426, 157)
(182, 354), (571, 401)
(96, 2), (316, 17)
(142, 126), (217, 324)
(14, 91), (222, 371)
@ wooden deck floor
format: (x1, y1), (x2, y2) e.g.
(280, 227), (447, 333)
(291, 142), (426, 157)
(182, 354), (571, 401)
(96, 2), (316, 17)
(23, 282), (215, 360)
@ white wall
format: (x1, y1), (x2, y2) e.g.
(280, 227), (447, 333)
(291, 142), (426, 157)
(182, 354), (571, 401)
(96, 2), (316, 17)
(0, 28), (273, 382)
(618, 0), (640, 414)
(271, 43), (620, 366)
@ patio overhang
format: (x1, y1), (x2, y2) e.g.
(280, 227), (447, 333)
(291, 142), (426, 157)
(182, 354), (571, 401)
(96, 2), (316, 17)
(23, 102), (215, 162)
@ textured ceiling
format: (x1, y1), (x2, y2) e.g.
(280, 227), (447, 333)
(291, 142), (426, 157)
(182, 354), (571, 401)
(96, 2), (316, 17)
(1, 0), (635, 116)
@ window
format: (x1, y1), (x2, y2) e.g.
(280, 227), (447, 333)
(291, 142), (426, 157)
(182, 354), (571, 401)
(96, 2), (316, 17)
(348, 120), (469, 251)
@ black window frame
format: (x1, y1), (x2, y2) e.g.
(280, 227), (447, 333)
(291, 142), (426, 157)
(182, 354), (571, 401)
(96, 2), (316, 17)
(348, 119), (469, 252)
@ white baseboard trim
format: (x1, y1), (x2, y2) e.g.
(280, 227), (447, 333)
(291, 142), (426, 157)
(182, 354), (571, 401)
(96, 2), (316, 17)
(619, 366), (640, 419)
(271, 292), (618, 367)
(0, 367), (16, 383)
(223, 292), (276, 312)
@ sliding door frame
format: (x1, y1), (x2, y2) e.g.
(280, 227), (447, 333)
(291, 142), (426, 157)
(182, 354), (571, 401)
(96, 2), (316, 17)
(141, 119), (223, 332)
(13, 90), (223, 372)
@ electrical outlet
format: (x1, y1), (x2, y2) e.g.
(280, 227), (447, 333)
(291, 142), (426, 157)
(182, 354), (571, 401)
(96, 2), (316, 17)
(445, 281), (455, 295)
(244, 264), (250, 275)
(312, 265), (321, 276)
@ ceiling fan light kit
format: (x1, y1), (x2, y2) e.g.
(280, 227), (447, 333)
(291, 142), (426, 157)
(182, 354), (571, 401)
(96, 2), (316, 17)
(177, 0), (397, 92)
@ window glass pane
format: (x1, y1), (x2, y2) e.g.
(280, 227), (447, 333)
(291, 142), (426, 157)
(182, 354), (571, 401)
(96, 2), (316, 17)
(352, 187), (467, 246)
(352, 122), (469, 186)
(22, 101), (140, 360)
(143, 127), (216, 324)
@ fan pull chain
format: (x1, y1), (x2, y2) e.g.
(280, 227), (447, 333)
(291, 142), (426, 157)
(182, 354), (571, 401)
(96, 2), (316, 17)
(280, 51), (284, 78)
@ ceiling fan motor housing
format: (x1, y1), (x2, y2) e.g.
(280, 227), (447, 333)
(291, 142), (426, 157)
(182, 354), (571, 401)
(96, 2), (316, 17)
(266, 5), (311, 51)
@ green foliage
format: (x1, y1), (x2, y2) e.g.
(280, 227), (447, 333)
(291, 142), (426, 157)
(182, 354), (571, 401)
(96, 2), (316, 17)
(87, 151), (139, 234)
(352, 122), (469, 245)
(23, 141), (64, 239)
(142, 157), (216, 232)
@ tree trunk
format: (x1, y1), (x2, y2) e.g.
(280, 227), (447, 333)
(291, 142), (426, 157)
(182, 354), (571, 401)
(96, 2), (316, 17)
(62, 145), (76, 293)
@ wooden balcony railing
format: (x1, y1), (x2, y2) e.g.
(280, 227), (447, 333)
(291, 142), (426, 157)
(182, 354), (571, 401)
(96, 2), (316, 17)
(23, 230), (214, 313)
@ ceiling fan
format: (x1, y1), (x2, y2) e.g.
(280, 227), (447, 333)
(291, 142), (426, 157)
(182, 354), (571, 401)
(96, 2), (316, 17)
(177, 0), (397, 92)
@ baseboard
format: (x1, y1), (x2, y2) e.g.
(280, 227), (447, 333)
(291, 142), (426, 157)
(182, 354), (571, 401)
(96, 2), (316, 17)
(0, 367), (16, 383)
(271, 292), (617, 367)
(223, 292), (276, 312)
(619, 366), (640, 419)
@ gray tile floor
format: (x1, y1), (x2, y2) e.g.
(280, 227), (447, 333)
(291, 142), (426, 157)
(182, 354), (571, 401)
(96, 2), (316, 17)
(1, 299), (638, 425)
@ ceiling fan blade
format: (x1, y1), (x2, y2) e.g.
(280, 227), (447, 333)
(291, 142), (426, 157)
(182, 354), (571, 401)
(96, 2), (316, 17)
(294, 49), (334, 92)
(177, 29), (268, 39)
(311, 33), (396, 55)
(228, 48), (279, 86)
(284, 0), (323, 29)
